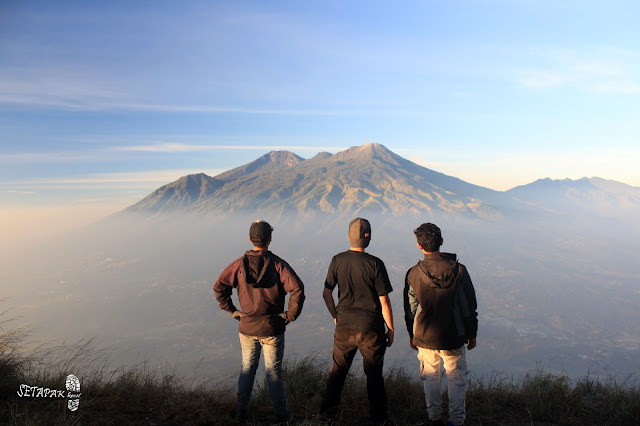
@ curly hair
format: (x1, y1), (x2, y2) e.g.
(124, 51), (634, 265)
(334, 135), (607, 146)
(413, 223), (442, 252)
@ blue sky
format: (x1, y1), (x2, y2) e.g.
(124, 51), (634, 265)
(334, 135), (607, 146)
(1, 0), (639, 241)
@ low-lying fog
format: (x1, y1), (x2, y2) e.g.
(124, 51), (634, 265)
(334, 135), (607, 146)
(3, 210), (640, 384)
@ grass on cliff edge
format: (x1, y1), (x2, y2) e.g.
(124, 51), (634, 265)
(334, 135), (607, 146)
(2, 315), (640, 425)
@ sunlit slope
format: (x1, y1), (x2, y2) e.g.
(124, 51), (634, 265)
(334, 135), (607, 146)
(124, 143), (505, 218)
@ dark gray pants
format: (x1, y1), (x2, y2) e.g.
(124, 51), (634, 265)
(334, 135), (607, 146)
(321, 326), (388, 421)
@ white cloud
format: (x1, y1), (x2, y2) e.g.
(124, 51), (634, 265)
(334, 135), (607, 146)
(0, 169), (228, 189)
(588, 81), (640, 95)
(6, 190), (35, 195)
(0, 65), (343, 114)
(515, 46), (640, 95)
(0, 151), (98, 164)
(109, 102), (340, 115)
(518, 71), (569, 89)
(0, 143), (349, 166)
(0, 66), (128, 110)
(111, 142), (348, 153)
(0, 67), (341, 114)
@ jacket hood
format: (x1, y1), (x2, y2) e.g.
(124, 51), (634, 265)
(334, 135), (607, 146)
(417, 252), (459, 289)
(242, 250), (272, 286)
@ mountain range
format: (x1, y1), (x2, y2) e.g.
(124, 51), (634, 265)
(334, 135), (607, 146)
(123, 143), (640, 220)
(508, 177), (640, 216)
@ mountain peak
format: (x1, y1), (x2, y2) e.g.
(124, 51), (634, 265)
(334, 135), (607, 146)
(215, 150), (304, 181)
(124, 143), (504, 217)
(266, 150), (304, 167)
(125, 172), (220, 214)
(364, 142), (388, 150)
(176, 172), (209, 185)
(334, 142), (396, 162)
(309, 151), (333, 161)
(358, 142), (390, 157)
(355, 142), (389, 154)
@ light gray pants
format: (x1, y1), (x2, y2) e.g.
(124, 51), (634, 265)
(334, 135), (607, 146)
(418, 346), (467, 426)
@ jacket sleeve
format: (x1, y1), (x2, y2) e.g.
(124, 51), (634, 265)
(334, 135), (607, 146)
(213, 260), (239, 314)
(277, 260), (305, 322)
(458, 264), (478, 339)
(403, 269), (419, 339)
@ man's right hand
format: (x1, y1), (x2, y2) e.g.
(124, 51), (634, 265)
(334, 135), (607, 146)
(229, 310), (246, 321)
(409, 338), (418, 351)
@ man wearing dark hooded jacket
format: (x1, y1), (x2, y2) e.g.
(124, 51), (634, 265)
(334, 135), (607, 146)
(404, 223), (477, 426)
(214, 220), (305, 423)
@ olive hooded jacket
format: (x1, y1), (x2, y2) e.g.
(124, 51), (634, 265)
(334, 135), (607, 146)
(404, 252), (478, 350)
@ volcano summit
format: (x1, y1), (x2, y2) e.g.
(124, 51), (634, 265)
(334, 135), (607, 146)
(124, 143), (504, 218)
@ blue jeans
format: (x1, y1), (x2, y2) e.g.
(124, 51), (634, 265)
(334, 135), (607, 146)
(237, 332), (288, 418)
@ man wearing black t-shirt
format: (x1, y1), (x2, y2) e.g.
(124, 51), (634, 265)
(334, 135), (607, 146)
(320, 217), (395, 423)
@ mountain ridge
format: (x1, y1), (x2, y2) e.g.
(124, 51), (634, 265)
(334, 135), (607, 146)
(125, 143), (507, 218)
(507, 176), (640, 218)
(123, 144), (639, 219)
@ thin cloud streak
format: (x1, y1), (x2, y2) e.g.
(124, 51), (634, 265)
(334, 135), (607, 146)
(515, 46), (640, 94)
(0, 67), (128, 110)
(0, 95), (344, 115)
(0, 152), (100, 164)
(115, 102), (341, 115)
(6, 190), (36, 195)
(0, 169), (228, 189)
(0, 69), (341, 114)
(0, 144), (348, 165)
(111, 143), (348, 153)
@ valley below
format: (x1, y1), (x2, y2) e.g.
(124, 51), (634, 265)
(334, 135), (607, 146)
(5, 211), (640, 385)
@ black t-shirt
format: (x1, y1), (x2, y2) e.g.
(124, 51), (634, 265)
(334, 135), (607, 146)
(324, 250), (393, 332)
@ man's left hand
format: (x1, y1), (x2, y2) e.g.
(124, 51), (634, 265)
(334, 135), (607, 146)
(466, 338), (477, 350)
(278, 312), (290, 325)
(385, 329), (394, 347)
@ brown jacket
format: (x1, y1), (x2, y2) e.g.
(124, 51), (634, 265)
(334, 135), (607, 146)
(214, 250), (305, 337)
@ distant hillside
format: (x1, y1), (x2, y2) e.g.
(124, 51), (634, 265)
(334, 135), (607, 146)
(124, 143), (505, 218)
(124, 173), (222, 214)
(507, 177), (640, 219)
